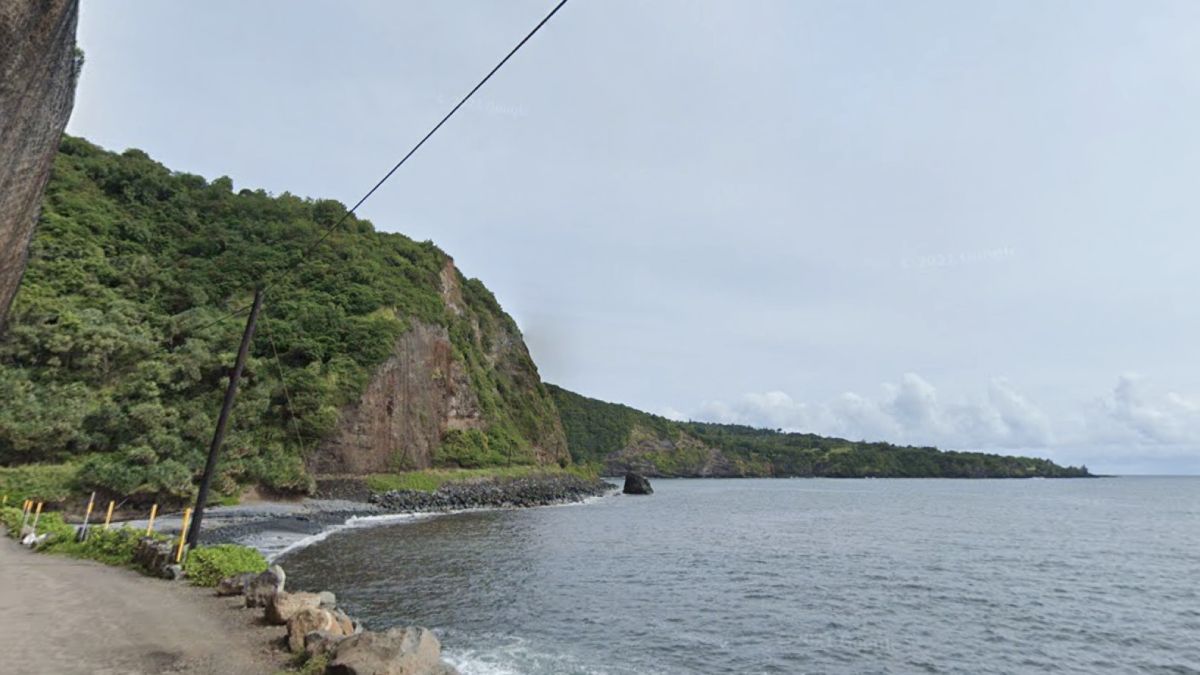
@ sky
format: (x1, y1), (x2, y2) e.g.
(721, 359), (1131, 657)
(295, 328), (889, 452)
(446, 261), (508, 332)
(69, 1), (1200, 474)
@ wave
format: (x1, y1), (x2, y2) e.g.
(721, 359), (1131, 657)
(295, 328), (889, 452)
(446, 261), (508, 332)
(267, 493), (613, 562)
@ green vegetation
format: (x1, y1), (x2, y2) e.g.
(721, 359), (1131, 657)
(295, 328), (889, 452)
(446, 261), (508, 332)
(0, 137), (564, 501)
(0, 462), (78, 502)
(184, 543), (268, 587)
(366, 464), (595, 493)
(0, 505), (160, 566)
(548, 385), (1091, 478)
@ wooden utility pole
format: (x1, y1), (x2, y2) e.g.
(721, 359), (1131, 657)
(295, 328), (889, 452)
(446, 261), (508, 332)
(187, 287), (264, 549)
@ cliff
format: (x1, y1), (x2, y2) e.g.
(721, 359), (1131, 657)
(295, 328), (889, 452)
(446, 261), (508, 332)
(0, 137), (566, 499)
(313, 261), (568, 474)
(0, 0), (80, 330)
(548, 385), (1092, 478)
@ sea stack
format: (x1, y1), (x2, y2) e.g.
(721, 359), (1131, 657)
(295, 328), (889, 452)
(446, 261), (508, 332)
(623, 472), (653, 495)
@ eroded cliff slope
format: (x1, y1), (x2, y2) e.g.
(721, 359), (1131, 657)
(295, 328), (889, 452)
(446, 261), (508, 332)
(0, 138), (566, 499)
(0, 0), (80, 330)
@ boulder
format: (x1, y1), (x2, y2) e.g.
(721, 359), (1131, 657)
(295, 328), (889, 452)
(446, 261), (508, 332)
(332, 609), (356, 636)
(267, 591), (323, 625)
(304, 630), (345, 658)
(132, 537), (177, 578)
(216, 572), (257, 597)
(328, 626), (444, 675)
(319, 590), (338, 609)
(245, 564), (285, 608)
(623, 472), (653, 495)
(164, 564), (184, 581)
(287, 607), (346, 653)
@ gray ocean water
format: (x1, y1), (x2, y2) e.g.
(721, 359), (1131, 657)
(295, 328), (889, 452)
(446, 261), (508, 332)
(280, 478), (1200, 674)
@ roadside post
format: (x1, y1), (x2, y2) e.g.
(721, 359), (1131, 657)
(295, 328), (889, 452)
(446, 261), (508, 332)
(31, 502), (43, 531)
(78, 491), (96, 541)
(103, 500), (115, 530)
(176, 507), (192, 564)
(146, 503), (158, 535)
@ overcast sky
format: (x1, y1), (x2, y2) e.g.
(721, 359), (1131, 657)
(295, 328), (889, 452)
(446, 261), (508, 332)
(70, 1), (1200, 474)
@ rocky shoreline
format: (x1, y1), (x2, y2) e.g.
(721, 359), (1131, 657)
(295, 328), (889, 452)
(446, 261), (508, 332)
(199, 473), (616, 558)
(370, 472), (614, 512)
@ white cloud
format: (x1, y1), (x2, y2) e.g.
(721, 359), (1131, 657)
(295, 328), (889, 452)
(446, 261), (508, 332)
(692, 374), (1200, 466)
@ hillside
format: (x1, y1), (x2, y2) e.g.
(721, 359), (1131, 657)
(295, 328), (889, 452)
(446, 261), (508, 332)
(0, 136), (567, 501)
(548, 385), (1091, 478)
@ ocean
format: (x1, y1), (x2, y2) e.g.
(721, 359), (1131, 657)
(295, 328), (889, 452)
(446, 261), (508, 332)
(279, 477), (1200, 674)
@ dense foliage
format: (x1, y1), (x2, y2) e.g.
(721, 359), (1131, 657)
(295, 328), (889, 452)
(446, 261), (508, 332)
(184, 543), (268, 587)
(548, 385), (1091, 478)
(0, 137), (560, 501)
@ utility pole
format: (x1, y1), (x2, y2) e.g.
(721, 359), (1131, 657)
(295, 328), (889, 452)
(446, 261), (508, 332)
(187, 287), (264, 549)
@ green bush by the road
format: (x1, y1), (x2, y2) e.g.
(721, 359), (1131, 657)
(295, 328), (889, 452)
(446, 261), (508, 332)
(185, 543), (268, 587)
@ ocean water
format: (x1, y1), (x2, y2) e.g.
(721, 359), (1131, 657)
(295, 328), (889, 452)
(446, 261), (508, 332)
(280, 478), (1200, 674)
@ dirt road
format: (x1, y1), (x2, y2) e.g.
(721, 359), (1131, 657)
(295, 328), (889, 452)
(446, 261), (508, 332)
(0, 536), (285, 674)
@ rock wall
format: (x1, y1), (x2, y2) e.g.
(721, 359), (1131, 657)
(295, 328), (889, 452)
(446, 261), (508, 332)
(312, 260), (569, 474)
(0, 0), (80, 330)
(310, 321), (485, 474)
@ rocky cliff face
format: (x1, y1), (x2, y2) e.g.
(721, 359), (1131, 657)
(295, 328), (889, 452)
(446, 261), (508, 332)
(312, 260), (569, 474)
(0, 0), (79, 331)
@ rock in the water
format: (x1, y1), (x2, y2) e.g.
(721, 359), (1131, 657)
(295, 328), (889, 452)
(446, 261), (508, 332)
(215, 572), (257, 597)
(287, 607), (346, 653)
(245, 564), (286, 608)
(319, 590), (338, 609)
(623, 472), (653, 495)
(267, 591), (323, 625)
(328, 626), (443, 675)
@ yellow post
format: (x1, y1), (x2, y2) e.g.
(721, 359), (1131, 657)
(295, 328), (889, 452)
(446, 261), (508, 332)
(83, 492), (95, 524)
(175, 508), (191, 563)
(103, 500), (115, 530)
(31, 502), (43, 530)
(146, 504), (158, 536)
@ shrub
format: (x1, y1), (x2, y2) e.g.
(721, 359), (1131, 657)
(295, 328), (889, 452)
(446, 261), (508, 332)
(0, 463), (78, 502)
(185, 543), (267, 587)
(49, 526), (143, 565)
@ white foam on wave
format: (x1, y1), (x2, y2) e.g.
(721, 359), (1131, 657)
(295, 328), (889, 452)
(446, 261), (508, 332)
(267, 492), (616, 561)
(443, 636), (619, 675)
(266, 511), (433, 561)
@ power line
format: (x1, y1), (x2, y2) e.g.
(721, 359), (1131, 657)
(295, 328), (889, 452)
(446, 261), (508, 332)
(189, 0), (572, 332)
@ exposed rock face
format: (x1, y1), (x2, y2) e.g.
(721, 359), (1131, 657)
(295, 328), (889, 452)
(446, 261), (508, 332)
(622, 472), (653, 495)
(0, 0), (79, 330)
(312, 321), (484, 474)
(312, 260), (569, 474)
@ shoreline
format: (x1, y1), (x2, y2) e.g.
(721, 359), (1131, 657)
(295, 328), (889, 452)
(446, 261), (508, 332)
(197, 473), (618, 561)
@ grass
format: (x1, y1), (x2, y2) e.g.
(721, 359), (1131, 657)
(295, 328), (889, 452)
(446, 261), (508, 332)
(365, 463), (598, 493)
(0, 463), (79, 503)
